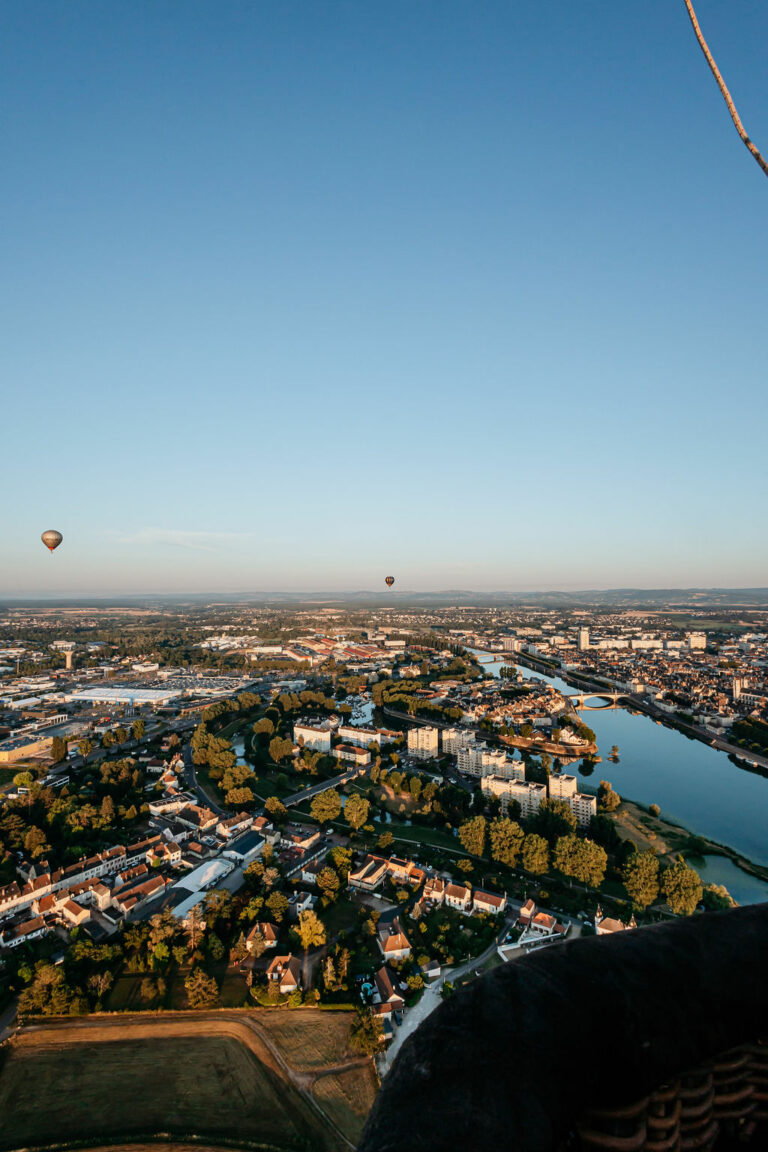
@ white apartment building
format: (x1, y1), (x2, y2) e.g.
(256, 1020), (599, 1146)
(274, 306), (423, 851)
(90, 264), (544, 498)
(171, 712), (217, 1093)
(577, 628), (590, 651)
(407, 725), (439, 760)
(337, 725), (381, 748)
(548, 773), (597, 827)
(502, 636), (520, 653)
(686, 632), (707, 650)
(481, 776), (546, 818)
(548, 773), (578, 801)
(293, 720), (332, 752)
(571, 792), (597, 826)
(457, 743), (525, 781)
(441, 727), (476, 755)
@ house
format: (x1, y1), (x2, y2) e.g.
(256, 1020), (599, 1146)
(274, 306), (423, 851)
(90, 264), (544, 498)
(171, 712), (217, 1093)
(373, 965), (405, 1013)
(288, 891), (315, 920)
(253, 815), (280, 846)
(148, 841), (182, 867)
(595, 906), (637, 935)
(301, 857), (327, 885)
(222, 831), (265, 867)
(348, 854), (388, 892)
(473, 889), (507, 916)
(217, 812), (253, 839)
(386, 858), (426, 888)
(519, 898), (537, 926)
(280, 824), (321, 852)
(266, 953), (302, 993)
(444, 883), (472, 913)
(175, 804), (218, 833)
(61, 898), (91, 926)
(423, 876), (446, 905)
(378, 917), (411, 961)
(530, 911), (558, 936)
(246, 921), (279, 952)
(0, 915), (50, 949)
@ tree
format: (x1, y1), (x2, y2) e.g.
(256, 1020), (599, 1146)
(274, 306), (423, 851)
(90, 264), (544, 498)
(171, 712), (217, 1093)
(88, 971), (113, 1004)
(295, 909), (326, 953)
(184, 967), (219, 1009)
(310, 788), (341, 825)
(662, 857), (703, 916)
(100, 795), (116, 826)
(622, 850), (660, 908)
(345, 792), (369, 832)
(350, 1008), (386, 1054)
(253, 717), (274, 738)
(489, 817), (525, 868)
(269, 735), (294, 764)
(184, 904), (206, 952)
(458, 815), (487, 858)
(316, 867), (340, 905)
(78, 738), (95, 760)
(521, 833), (550, 875)
(248, 930), (266, 958)
(265, 890), (289, 923)
(377, 831), (394, 851)
(702, 883), (736, 911)
(13, 771), (33, 791)
(50, 736), (67, 763)
(131, 718), (146, 742)
(24, 826), (49, 858)
(226, 786), (254, 808)
(598, 780), (621, 812)
(553, 835), (607, 888)
(329, 846), (353, 878)
(530, 798), (577, 843)
(265, 796), (287, 821)
(649, 804), (661, 818)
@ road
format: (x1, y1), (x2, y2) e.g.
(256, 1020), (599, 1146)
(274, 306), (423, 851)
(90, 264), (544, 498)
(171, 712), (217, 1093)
(381, 920), (512, 1073)
(184, 743), (224, 815)
(0, 1000), (18, 1043)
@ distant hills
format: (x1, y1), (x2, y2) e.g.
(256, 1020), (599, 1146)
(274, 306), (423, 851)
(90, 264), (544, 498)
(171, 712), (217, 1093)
(2, 587), (768, 610)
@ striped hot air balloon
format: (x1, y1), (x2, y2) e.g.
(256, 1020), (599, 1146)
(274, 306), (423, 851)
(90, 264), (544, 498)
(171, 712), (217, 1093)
(41, 530), (63, 553)
(385, 576), (395, 588)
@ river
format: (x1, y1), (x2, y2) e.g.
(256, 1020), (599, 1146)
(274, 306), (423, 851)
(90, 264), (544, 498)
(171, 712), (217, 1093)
(470, 650), (768, 900)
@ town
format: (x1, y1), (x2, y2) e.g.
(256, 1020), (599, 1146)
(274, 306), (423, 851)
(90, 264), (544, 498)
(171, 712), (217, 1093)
(1, 598), (765, 1070)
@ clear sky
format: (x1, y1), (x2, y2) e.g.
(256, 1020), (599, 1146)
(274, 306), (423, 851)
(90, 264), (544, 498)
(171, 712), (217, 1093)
(3, 1), (767, 596)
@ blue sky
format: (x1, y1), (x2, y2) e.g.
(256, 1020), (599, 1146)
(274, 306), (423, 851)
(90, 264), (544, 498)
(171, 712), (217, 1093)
(3, 1), (767, 596)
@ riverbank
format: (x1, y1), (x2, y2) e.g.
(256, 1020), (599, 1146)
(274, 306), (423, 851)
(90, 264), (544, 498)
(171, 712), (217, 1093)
(470, 648), (768, 889)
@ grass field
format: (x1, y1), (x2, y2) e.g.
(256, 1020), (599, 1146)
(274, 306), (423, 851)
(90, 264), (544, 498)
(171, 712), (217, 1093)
(0, 1011), (376, 1152)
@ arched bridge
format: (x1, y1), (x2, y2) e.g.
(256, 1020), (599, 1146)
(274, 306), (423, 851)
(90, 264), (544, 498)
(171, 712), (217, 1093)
(566, 690), (629, 710)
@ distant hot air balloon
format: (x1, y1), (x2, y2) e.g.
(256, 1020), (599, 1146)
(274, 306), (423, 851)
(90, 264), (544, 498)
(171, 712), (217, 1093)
(41, 530), (63, 553)
(385, 576), (395, 588)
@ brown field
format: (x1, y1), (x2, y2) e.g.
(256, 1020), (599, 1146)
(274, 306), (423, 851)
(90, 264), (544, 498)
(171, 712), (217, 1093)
(313, 1066), (379, 1145)
(0, 1011), (376, 1152)
(257, 1010), (356, 1070)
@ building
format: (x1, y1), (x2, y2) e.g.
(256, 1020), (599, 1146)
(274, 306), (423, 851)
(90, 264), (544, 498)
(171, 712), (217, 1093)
(577, 628), (590, 651)
(473, 889), (507, 916)
(548, 773), (597, 827)
(378, 917), (412, 961)
(246, 922), (278, 951)
(444, 883), (472, 913)
(686, 632), (707, 651)
(441, 727), (476, 755)
(407, 726), (439, 760)
(293, 720), (332, 752)
(348, 855), (388, 892)
(337, 725), (381, 748)
(334, 743), (371, 767)
(456, 743), (515, 779)
(481, 776), (547, 818)
(266, 954), (302, 993)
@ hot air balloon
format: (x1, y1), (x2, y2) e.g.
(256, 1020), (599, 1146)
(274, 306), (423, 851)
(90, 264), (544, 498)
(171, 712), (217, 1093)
(385, 576), (395, 588)
(41, 530), (63, 553)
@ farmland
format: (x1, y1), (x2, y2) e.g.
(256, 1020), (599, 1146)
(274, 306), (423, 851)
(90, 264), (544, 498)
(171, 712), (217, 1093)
(0, 1010), (378, 1152)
